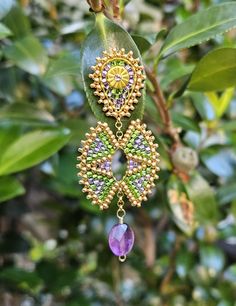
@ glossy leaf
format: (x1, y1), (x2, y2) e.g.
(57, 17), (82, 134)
(176, 250), (195, 278)
(201, 149), (235, 178)
(4, 35), (48, 75)
(0, 128), (71, 175)
(41, 75), (74, 96)
(3, 5), (31, 38)
(0, 22), (11, 39)
(36, 260), (77, 293)
(217, 183), (236, 205)
(0, 102), (55, 126)
(0, 125), (22, 157)
(0, 0), (14, 20)
(0, 267), (41, 290)
(172, 112), (200, 132)
(185, 172), (219, 222)
(81, 13), (145, 131)
(191, 92), (215, 121)
(160, 3), (236, 58)
(0, 176), (25, 202)
(131, 34), (152, 54)
(44, 52), (81, 78)
(205, 88), (234, 118)
(188, 48), (236, 92)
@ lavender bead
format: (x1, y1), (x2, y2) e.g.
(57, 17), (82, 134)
(108, 223), (135, 257)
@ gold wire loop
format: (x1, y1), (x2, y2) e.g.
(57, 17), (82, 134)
(117, 190), (124, 198)
(116, 189), (126, 224)
(117, 208), (126, 223)
(115, 119), (122, 129)
(116, 130), (123, 139)
(119, 255), (126, 262)
(115, 117), (123, 141)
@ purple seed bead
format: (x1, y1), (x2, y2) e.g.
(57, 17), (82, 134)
(108, 223), (135, 257)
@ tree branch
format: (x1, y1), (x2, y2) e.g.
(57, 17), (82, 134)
(145, 66), (181, 146)
(160, 236), (182, 294)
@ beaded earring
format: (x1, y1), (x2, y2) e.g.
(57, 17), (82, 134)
(77, 48), (160, 262)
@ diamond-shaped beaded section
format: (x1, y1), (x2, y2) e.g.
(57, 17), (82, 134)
(89, 48), (145, 119)
(77, 120), (160, 209)
(77, 122), (119, 209)
(120, 120), (160, 206)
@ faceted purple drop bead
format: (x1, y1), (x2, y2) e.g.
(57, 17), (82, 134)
(108, 223), (135, 256)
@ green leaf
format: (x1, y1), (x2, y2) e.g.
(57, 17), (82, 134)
(188, 48), (236, 92)
(0, 0), (14, 20)
(63, 118), (90, 145)
(0, 22), (11, 39)
(36, 260), (77, 293)
(160, 57), (194, 90)
(44, 52), (81, 78)
(131, 34), (152, 54)
(4, 35), (48, 75)
(41, 75), (74, 96)
(176, 250), (195, 279)
(185, 172), (219, 222)
(0, 267), (41, 291)
(217, 182), (236, 205)
(81, 13), (145, 132)
(0, 102), (55, 126)
(42, 52), (81, 96)
(160, 2), (236, 58)
(0, 128), (71, 175)
(172, 112), (200, 132)
(3, 5), (31, 38)
(0, 176), (25, 202)
(0, 125), (22, 157)
(201, 148), (235, 178)
(205, 88), (234, 118)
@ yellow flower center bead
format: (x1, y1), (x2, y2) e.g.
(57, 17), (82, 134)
(106, 66), (129, 89)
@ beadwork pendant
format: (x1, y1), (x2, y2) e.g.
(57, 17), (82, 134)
(89, 49), (145, 118)
(77, 48), (160, 261)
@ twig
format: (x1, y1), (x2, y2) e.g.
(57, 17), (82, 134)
(160, 236), (182, 294)
(145, 66), (180, 146)
(87, 0), (104, 13)
(112, 0), (120, 20)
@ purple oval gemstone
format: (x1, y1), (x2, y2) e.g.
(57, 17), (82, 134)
(108, 223), (135, 256)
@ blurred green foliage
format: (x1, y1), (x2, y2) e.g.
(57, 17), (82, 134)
(0, 0), (236, 305)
